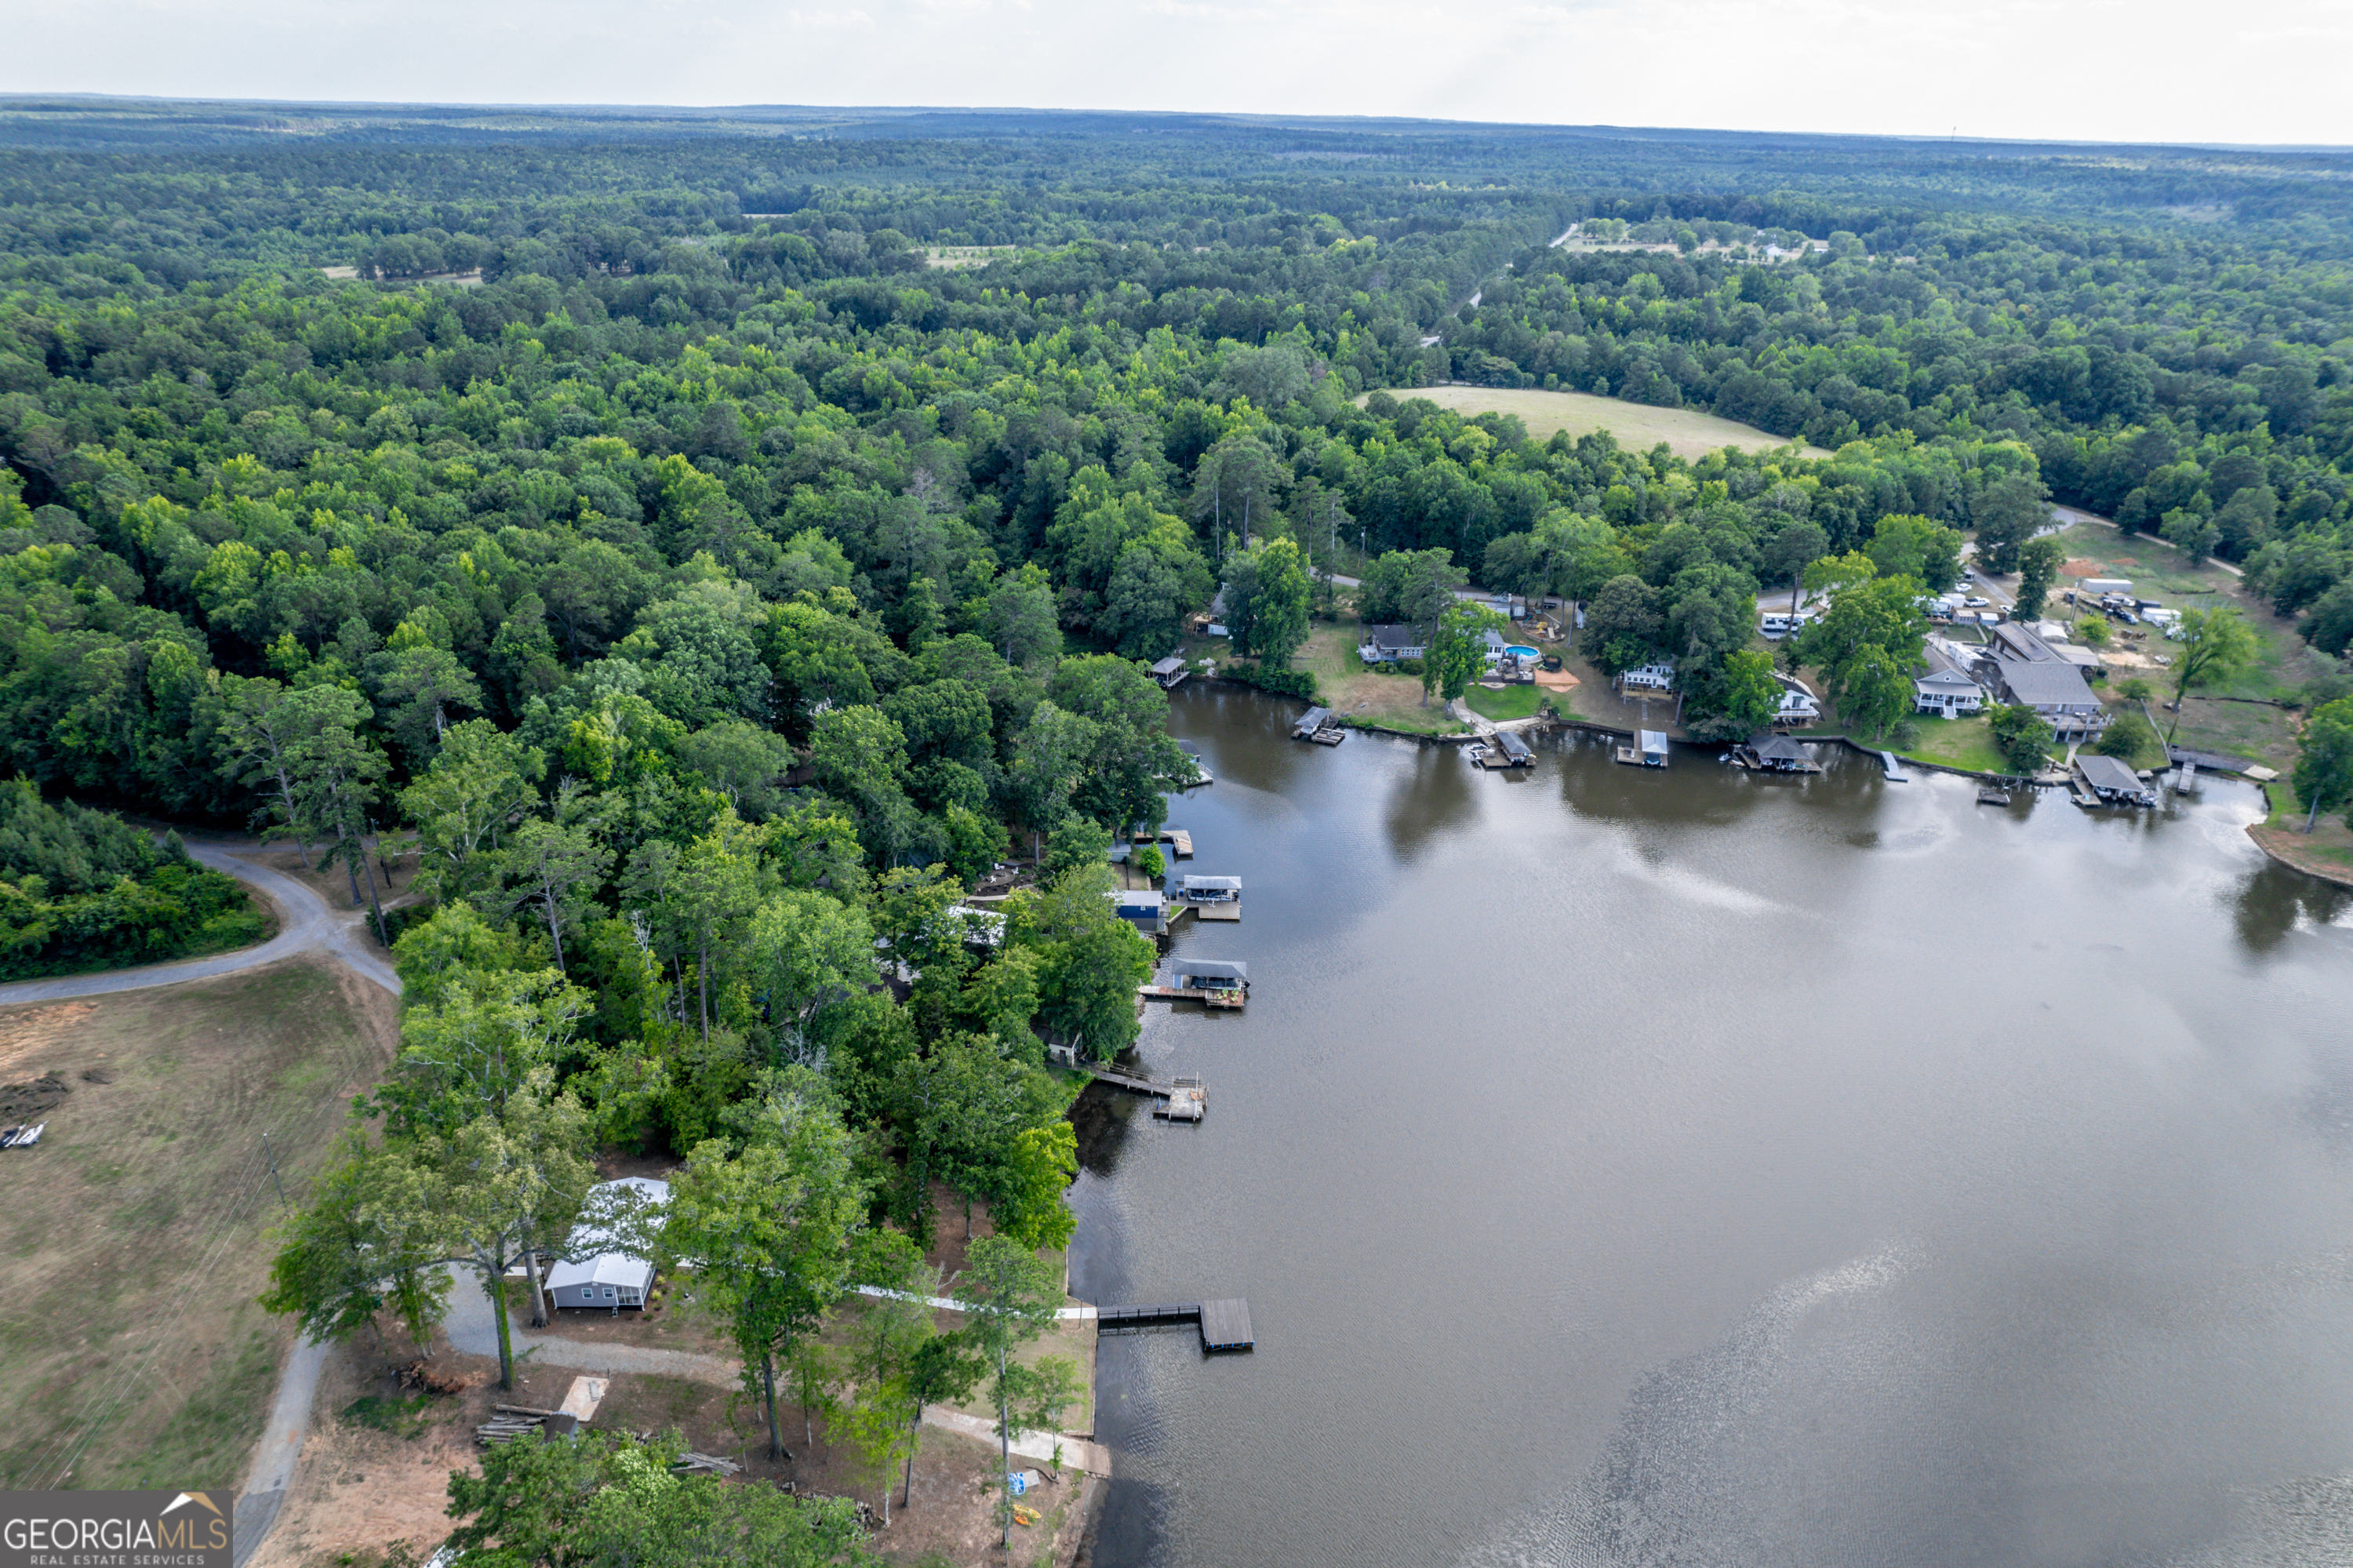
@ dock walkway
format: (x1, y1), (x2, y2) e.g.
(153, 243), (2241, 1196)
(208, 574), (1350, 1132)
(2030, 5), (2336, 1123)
(1134, 828), (1193, 858)
(1879, 751), (1909, 781)
(1096, 1298), (1254, 1352)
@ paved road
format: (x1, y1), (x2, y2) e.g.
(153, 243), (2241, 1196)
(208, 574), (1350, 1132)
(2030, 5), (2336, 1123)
(0, 842), (398, 1568)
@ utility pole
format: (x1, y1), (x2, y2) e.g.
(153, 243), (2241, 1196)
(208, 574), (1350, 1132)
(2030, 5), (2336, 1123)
(263, 1132), (289, 1216)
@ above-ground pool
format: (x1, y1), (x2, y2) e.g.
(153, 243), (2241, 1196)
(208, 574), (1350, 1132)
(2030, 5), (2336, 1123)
(1505, 644), (1539, 659)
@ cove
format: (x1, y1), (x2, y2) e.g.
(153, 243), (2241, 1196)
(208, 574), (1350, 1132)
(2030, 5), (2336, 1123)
(1069, 682), (2353, 1568)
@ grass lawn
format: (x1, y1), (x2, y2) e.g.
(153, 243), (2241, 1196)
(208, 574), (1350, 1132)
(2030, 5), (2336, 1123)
(1360, 385), (1831, 462)
(1289, 619), (1470, 734)
(1894, 714), (2006, 773)
(1464, 683), (1547, 721)
(0, 957), (397, 1491)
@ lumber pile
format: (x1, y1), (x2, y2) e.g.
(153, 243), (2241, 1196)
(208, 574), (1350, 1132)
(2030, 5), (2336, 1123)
(475, 1412), (545, 1446)
(672, 1451), (741, 1475)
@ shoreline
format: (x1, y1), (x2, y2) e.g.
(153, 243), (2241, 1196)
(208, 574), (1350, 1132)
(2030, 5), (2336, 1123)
(1206, 677), (2353, 893)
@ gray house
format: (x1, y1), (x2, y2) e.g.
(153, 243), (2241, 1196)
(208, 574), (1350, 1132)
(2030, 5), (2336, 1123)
(1913, 667), (1985, 717)
(544, 1177), (667, 1312)
(1988, 659), (2108, 738)
(1358, 624), (1427, 662)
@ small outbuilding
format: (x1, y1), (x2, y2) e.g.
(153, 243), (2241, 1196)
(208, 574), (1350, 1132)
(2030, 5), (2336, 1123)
(1150, 655), (1189, 689)
(1639, 729), (1671, 766)
(2077, 752), (2158, 806)
(544, 1177), (667, 1312)
(1111, 890), (1166, 937)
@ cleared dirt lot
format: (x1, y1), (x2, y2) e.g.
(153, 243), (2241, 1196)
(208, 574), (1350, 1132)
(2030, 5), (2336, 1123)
(0, 958), (397, 1492)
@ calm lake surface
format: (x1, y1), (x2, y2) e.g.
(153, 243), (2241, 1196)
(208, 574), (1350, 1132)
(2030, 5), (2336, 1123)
(1067, 684), (2353, 1568)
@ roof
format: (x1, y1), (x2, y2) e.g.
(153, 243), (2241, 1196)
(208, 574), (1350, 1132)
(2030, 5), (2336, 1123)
(1294, 706), (1332, 732)
(1915, 668), (1981, 690)
(1481, 628), (1509, 648)
(1180, 875), (1241, 890)
(1149, 656), (1185, 675)
(1995, 660), (2099, 708)
(1638, 729), (1670, 753)
(1361, 624), (1423, 648)
(1495, 731), (1532, 760)
(1112, 890), (1164, 911)
(544, 1178), (667, 1293)
(2078, 754), (2147, 793)
(1174, 959), (1249, 981)
(1991, 623), (2057, 662)
(1749, 735), (1809, 762)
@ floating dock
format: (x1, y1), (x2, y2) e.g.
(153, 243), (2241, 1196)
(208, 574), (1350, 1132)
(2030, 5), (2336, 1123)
(1096, 1298), (1254, 1352)
(1879, 751), (1910, 781)
(1977, 785), (2013, 806)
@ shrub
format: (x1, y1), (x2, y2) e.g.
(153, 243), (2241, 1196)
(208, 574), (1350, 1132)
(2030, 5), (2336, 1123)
(1221, 664), (1320, 701)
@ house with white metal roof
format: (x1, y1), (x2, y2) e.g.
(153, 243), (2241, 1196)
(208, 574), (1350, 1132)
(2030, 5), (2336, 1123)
(545, 1177), (666, 1312)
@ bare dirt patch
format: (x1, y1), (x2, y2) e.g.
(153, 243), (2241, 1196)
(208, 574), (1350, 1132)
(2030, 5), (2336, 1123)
(0, 957), (397, 1493)
(1361, 385), (1831, 461)
(234, 837), (424, 917)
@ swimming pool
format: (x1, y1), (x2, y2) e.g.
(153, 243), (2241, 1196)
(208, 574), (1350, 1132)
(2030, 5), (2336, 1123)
(1504, 644), (1539, 660)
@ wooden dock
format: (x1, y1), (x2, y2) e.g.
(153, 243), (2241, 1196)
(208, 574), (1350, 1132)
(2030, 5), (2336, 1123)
(1134, 828), (1193, 858)
(1138, 985), (1245, 1008)
(1096, 1298), (1253, 1352)
(1075, 1064), (1206, 1120)
(1977, 785), (2012, 806)
(1187, 901), (1241, 921)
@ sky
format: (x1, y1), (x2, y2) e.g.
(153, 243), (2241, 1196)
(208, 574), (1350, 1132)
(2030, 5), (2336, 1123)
(5, 0), (2350, 147)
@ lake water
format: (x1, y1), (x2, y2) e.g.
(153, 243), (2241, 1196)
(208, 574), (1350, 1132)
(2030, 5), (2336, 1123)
(1067, 685), (2353, 1568)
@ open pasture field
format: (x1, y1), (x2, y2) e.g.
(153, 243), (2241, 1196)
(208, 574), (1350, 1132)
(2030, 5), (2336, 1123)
(1369, 385), (1832, 461)
(0, 959), (397, 1493)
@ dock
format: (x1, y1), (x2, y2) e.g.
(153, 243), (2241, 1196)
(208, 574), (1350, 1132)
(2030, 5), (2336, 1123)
(1133, 828), (1193, 858)
(1879, 751), (1909, 781)
(1977, 784), (2012, 806)
(1139, 985), (1245, 1008)
(1072, 1063), (1206, 1121)
(1096, 1298), (1254, 1352)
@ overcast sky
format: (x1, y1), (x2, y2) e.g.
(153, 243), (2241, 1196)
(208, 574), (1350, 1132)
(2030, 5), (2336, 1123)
(7, 0), (2348, 147)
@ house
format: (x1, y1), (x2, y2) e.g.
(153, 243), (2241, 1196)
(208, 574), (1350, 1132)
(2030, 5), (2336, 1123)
(2076, 752), (2157, 806)
(1174, 875), (1241, 904)
(1479, 627), (1510, 664)
(1173, 959), (1249, 996)
(544, 1177), (666, 1312)
(1619, 661), (1675, 693)
(1990, 622), (2062, 665)
(1914, 668), (1984, 718)
(1359, 624), (1426, 663)
(1110, 890), (1166, 937)
(1986, 658), (2109, 738)
(1149, 655), (1188, 689)
(1772, 675), (1820, 725)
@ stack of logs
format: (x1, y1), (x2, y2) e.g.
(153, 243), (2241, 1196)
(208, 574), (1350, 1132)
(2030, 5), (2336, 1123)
(475, 1404), (562, 1446)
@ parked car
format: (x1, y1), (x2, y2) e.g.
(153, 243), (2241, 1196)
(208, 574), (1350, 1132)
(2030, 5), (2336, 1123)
(1963, 595), (1991, 608)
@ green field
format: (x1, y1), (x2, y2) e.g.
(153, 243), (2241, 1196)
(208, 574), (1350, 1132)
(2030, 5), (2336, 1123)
(1364, 386), (1831, 462)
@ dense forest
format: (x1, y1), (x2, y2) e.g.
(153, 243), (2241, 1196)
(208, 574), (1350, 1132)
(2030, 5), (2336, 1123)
(7, 100), (2353, 1533)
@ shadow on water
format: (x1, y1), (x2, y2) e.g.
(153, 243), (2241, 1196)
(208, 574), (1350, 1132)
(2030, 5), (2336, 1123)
(2232, 856), (2353, 956)
(1383, 740), (1480, 861)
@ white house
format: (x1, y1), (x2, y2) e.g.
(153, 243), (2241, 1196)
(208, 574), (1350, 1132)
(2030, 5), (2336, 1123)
(1914, 668), (1984, 717)
(545, 1177), (667, 1312)
(1619, 661), (1675, 693)
(1773, 686), (1820, 724)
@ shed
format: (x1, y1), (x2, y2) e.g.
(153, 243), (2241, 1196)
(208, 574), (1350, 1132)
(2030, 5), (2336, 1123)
(1292, 706), (1333, 740)
(1173, 959), (1249, 992)
(1111, 890), (1166, 937)
(544, 1177), (667, 1312)
(1638, 730), (1670, 766)
(1150, 656), (1188, 688)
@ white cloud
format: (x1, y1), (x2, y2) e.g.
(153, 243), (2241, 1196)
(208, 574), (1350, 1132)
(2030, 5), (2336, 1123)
(3, 0), (2347, 146)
